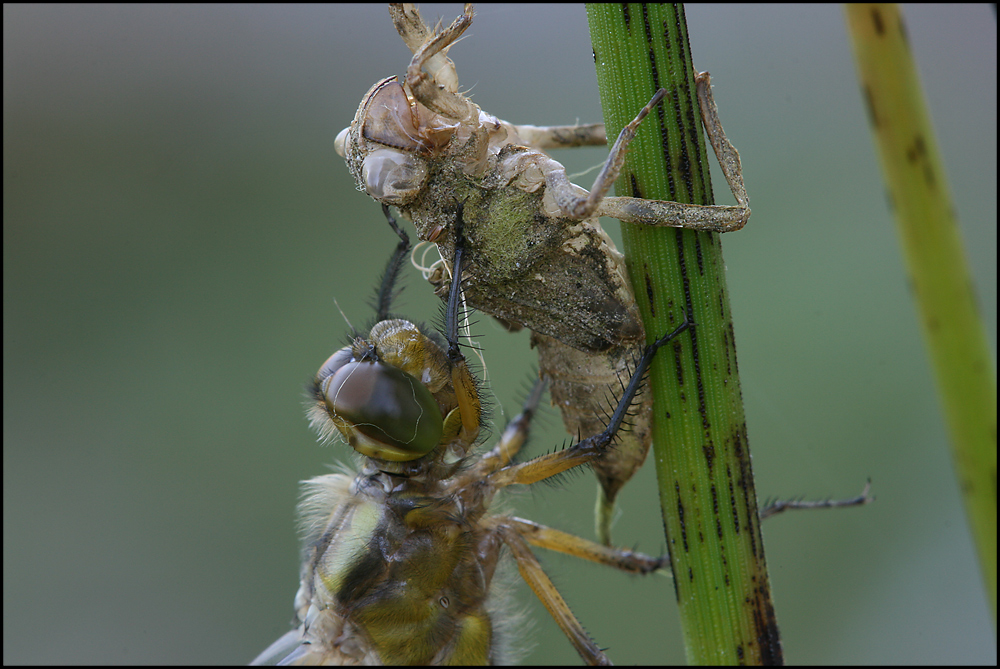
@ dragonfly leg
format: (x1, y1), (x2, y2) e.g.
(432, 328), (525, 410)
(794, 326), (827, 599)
(498, 481), (874, 576)
(760, 479), (874, 520)
(504, 516), (668, 575)
(487, 313), (692, 488)
(508, 122), (607, 150)
(442, 203), (481, 445)
(529, 70), (750, 233)
(460, 377), (548, 484)
(401, 4), (477, 122)
(389, 3), (467, 95)
(540, 88), (667, 221)
(596, 71), (750, 232)
(496, 522), (612, 666)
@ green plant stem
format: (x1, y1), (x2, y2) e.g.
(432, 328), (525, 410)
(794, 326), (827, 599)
(587, 4), (781, 664)
(845, 4), (997, 625)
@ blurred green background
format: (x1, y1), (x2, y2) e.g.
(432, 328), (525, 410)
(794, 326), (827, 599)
(4, 4), (995, 664)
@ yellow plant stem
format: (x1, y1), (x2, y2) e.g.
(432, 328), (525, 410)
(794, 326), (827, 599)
(845, 4), (996, 623)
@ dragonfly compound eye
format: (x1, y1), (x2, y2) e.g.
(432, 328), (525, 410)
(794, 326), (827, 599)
(319, 360), (443, 461)
(315, 346), (354, 383)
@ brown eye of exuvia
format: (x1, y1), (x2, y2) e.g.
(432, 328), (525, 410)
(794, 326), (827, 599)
(361, 149), (428, 204)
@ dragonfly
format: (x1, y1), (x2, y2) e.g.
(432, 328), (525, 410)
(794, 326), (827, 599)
(251, 204), (692, 665)
(334, 3), (752, 545)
